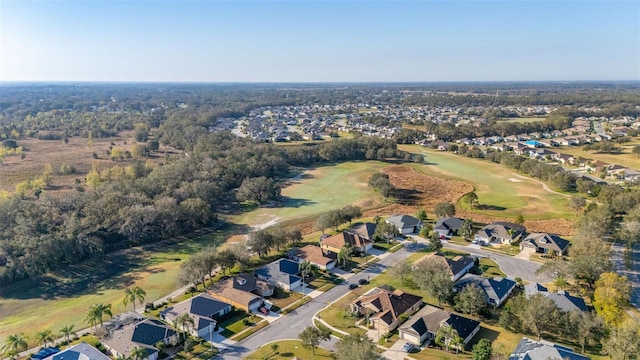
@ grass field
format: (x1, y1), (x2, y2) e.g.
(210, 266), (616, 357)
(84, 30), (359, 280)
(0, 227), (230, 347)
(228, 161), (387, 227)
(399, 145), (573, 221)
(554, 140), (640, 170)
(246, 340), (333, 359)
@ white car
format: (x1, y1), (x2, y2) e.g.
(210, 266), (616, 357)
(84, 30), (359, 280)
(402, 343), (415, 352)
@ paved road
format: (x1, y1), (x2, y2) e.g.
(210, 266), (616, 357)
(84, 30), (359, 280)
(612, 242), (640, 311)
(216, 245), (424, 360)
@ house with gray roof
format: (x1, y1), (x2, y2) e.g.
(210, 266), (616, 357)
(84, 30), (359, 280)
(399, 305), (480, 347)
(520, 233), (570, 255)
(101, 318), (178, 360)
(509, 337), (590, 360)
(386, 214), (422, 235)
(434, 217), (465, 239)
(455, 274), (517, 307)
(474, 222), (525, 245)
(161, 293), (232, 339)
(43, 343), (110, 360)
(255, 258), (302, 291)
(524, 283), (587, 312)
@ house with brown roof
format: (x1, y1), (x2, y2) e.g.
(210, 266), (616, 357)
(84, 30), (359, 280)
(288, 245), (336, 270)
(350, 287), (422, 333)
(207, 274), (271, 313)
(399, 305), (480, 347)
(320, 231), (373, 255)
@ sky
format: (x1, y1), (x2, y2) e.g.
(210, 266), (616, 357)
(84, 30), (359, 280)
(1, 0), (639, 82)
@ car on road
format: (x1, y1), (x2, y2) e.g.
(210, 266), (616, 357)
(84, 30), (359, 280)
(402, 343), (415, 352)
(348, 283), (358, 290)
(358, 278), (369, 285)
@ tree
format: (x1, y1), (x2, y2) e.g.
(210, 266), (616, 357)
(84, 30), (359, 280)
(414, 259), (453, 306)
(130, 347), (148, 360)
(235, 176), (281, 204)
(368, 172), (393, 200)
(123, 286), (147, 313)
(429, 232), (443, 252)
(455, 283), (486, 316)
(373, 221), (399, 243)
(174, 313), (195, 340)
(298, 326), (331, 355)
(300, 260), (319, 298)
(604, 318), (640, 360)
(35, 329), (53, 348)
(415, 208), (428, 222)
(593, 272), (631, 327)
(436, 324), (463, 353)
(85, 303), (113, 332)
(568, 235), (612, 287)
(633, 145), (640, 157)
(569, 196), (587, 215)
(60, 325), (76, 344)
(520, 294), (559, 340)
(334, 334), (383, 360)
(285, 227), (303, 244)
(460, 218), (474, 240)
(314, 214), (333, 235)
(337, 244), (352, 268)
(514, 214), (525, 225)
(270, 343), (279, 355)
(434, 202), (456, 217)
(472, 338), (492, 360)
(389, 259), (412, 284)
(340, 205), (362, 226)
(217, 249), (237, 276)
(567, 310), (605, 354)
(2, 333), (28, 360)
(462, 192), (479, 208)
(247, 229), (274, 258)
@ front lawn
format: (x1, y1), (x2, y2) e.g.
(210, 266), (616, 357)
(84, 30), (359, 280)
(316, 287), (371, 336)
(218, 310), (261, 337)
(247, 340), (333, 359)
(477, 258), (506, 278)
(269, 287), (304, 309)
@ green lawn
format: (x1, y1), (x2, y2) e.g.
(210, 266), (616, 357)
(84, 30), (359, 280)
(228, 161), (388, 227)
(269, 288), (304, 310)
(553, 140), (640, 171)
(399, 145), (573, 220)
(246, 340), (333, 359)
(316, 287), (370, 336)
(477, 258), (506, 278)
(218, 310), (261, 337)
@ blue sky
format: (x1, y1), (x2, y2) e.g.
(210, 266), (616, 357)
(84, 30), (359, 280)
(1, 1), (638, 82)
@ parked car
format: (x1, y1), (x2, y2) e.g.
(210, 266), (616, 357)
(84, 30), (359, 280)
(358, 278), (369, 285)
(402, 343), (415, 352)
(348, 283), (358, 290)
(259, 307), (269, 315)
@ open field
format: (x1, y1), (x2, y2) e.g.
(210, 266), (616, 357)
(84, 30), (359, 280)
(228, 161), (387, 228)
(0, 227), (229, 347)
(0, 133), (179, 193)
(246, 340), (333, 359)
(398, 145), (575, 234)
(554, 140), (640, 170)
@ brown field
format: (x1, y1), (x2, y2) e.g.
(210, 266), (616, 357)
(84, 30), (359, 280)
(0, 132), (180, 193)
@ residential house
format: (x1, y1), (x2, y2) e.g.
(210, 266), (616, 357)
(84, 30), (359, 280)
(386, 214), (422, 235)
(161, 293), (232, 339)
(288, 245), (336, 270)
(207, 274), (271, 312)
(32, 348), (60, 360)
(552, 153), (575, 165)
(255, 259), (302, 291)
(350, 287), (423, 333)
(474, 222), (525, 245)
(509, 337), (590, 360)
(399, 305), (480, 347)
(43, 343), (110, 360)
(320, 231), (373, 255)
(102, 319), (178, 360)
(528, 148), (556, 160)
(454, 274), (517, 307)
(350, 222), (377, 242)
(434, 217), (465, 239)
(524, 283), (587, 312)
(416, 253), (475, 282)
(619, 167), (640, 183)
(520, 233), (570, 256)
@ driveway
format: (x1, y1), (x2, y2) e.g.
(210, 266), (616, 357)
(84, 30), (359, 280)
(203, 330), (237, 351)
(382, 340), (413, 360)
(515, 247), (535, 260)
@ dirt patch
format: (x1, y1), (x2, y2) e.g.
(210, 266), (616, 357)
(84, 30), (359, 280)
(456, 210), (575, 236)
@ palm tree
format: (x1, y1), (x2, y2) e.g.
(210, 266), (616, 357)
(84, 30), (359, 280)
(2, 333), (28, 359)
(337, 244), (352, 268)
(35, 329), (53, 348)
(460, 218), (474, 241)
(299, 260), (319, 299)
(435, 324), (462, 353)
(59, 325), (76, 344)
(123, 286), (147, 313)
(130, 347), (147, 360)
(174, 313), (195, 340)
(85, 303), (113, 333)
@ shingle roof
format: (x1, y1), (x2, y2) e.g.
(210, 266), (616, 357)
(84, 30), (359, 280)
(102, 319), (173, 358)
(399, 305), (479, 342)
(455, 274), (516, 304)
(445, 313), (480, 341)
(321, 231), (371, 250)
(352, 287), (422, 326)
(387, 215), (421, 230)
(190, 294), (230, 317)
(289, 245), (336, 267)
(417, 253), (475, 278)
(208, 277), (264, 307)
(255, 259), (302, 287)
(521, 233), (570, 253)
(434, 217), (464, 233)
(350, 222), (377, 241)
(509, 337), (590, 360)
(45, 343), (110, 360)
(524, 283), (587, 312)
